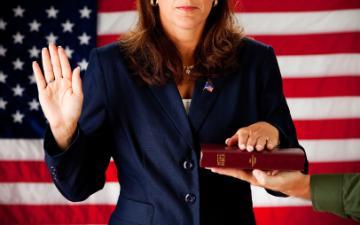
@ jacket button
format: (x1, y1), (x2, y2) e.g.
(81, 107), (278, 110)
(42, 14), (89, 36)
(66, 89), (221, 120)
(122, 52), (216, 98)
(183, 160), (194, 170)
(185, 193), (196, 204)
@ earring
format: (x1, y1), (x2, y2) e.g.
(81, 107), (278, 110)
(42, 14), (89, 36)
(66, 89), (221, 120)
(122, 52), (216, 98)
(151, 0), (158, 6)
(213, 0), (218, 7)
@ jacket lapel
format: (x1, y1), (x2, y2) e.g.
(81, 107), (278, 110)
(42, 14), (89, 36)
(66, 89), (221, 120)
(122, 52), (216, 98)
(148, 79), (194, 150)
(188, 76), (226, 133)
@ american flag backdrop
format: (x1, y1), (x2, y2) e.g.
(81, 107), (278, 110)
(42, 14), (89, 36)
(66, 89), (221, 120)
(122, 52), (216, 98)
(0, 0), (359, 224)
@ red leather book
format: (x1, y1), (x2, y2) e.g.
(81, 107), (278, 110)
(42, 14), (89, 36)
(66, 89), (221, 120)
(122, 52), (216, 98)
(200, 144), (305, 171)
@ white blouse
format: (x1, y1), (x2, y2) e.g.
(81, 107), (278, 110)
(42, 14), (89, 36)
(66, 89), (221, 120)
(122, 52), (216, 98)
(182, 98), (191, 114)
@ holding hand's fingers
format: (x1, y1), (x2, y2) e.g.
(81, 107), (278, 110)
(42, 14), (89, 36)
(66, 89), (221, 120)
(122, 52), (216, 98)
(49, 43), (62, 79)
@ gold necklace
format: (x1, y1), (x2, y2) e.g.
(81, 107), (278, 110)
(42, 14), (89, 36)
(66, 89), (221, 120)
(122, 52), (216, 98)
(183, 65), (194, 75)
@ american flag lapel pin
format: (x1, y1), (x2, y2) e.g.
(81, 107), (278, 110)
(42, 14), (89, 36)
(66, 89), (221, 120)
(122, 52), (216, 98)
(203, 79), (215, 93)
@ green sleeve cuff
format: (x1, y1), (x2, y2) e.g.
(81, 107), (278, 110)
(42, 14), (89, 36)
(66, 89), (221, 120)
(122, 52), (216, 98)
(311, 174), (346, 218)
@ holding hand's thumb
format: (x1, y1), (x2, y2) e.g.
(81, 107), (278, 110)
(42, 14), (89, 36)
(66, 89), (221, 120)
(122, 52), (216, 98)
(252, 169), (268, 186)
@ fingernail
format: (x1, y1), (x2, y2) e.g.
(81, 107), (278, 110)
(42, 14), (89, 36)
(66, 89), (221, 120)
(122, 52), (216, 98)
(256, 145), (263, 151)
(225, 138), (229, 145)
(239, 144), (246, 150)
(58, 46), (62, 48)
(247, 145), (254, 152)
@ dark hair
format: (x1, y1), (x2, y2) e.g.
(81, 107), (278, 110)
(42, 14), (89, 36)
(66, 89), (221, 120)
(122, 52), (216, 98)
(119, 0), (244, 86)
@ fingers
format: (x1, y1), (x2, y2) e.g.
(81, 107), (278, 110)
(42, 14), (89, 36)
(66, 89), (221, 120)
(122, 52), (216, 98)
(255, 136), (267, 151)
(32, 61), (46, 93)
(48, 44), (62, 79)
(42, 47), (55, 83)
(266, 136), (279, 150)
(58, 46), (72, 80)
(210, 168), (259, 185)
(225, 122), (280, 152)
(72, 66), (82, 95)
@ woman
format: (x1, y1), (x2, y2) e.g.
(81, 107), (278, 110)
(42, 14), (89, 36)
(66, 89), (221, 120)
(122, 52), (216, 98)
(32, 0), (305, 224)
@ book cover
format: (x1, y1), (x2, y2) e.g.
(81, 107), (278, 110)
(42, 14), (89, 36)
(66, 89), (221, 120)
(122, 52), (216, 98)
(200, 144), (305, 171)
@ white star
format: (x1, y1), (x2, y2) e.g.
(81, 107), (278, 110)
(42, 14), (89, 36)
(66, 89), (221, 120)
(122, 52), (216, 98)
(78, 59), (88, 71)
(29, 20), (41, 32)
(29, 46), (40, 58)
(29, 74), (36, 84)
(0, 18), (7, 30)
(78, 32), (91, 45)
(79, 6), (92, 19)
(62, 20), (74, 33)
(0, 98), (7, 110)
(13, 6), (25, 17)
(0, 45), (7, 57)
(12, 84), (25, 97)
(64, 46), (74, 59)
(46, 6), (59, 18)
(12, 110), (25, 123)
(46, 32), (58, 44)
(0, 71), (7, 83)
(13, 32), (25, 44)
(29, 99), (40, 111)
(13, 58), (24, 70)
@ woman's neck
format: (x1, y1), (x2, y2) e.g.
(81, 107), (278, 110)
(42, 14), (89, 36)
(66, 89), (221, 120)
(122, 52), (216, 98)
(162, 25), (204, 66)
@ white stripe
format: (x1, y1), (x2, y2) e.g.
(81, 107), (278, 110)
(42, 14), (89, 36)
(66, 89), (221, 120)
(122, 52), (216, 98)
(97, 9), (360, 35)
(300, 139), (360, 162)
(0, 182), (119, 205)
(277, 54), (360, 78)
(0, 182), (311, 207)
(97, 11), (137, 35)
(1, 139), (360, 162)
(287, 97), (360, 120)
(238, 9), (360, 35)
(251, 186), (312, 207)
(0, 139), (43, 160)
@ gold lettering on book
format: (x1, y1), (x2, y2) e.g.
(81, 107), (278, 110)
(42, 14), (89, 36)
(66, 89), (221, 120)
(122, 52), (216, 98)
(249, 155), (257, 167)
(217, 154), (226, 166)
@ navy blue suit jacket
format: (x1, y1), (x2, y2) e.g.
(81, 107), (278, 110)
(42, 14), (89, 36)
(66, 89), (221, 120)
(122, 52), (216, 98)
(44, 38), (305, 225)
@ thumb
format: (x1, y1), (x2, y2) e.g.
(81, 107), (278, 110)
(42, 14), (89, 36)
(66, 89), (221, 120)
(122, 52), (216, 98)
(252, 169), (269, 186)
(72, 67), (82, 96)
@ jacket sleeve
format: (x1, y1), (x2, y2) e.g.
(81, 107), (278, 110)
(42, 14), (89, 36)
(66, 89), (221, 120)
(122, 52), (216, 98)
(43, 48), (113, 202)
(258, 46), (308, 196)
(311, 174), (360, 222)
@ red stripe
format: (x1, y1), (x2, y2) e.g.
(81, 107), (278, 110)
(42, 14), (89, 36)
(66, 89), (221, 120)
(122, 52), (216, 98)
(98, 0), (136, 12)
(1, 160), (359, 182)
(283, 76), (360, 97)
(235, 0), (360, 12)
(294, 119), (360, 140)
(1, 205), (358, 225)
(251, 32), (360, 55)
(309, 161), (360, 174)
(254, 206), (359, 225)
(97, 35), (120, 47)
(0, 161), (118, 182)
(97, 33), (360, 55)
(98, 0), (360, 12)
(0, 205), (114, 224)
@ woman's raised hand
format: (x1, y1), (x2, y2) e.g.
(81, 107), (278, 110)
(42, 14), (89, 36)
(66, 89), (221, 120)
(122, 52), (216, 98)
(32, 43), (84, 150)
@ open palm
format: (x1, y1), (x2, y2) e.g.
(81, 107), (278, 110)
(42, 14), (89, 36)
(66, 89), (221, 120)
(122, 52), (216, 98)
(32, 44), (83, 142)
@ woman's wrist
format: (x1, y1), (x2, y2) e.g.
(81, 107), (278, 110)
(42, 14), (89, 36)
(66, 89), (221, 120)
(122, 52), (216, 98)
(50, 123), (77, 151)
